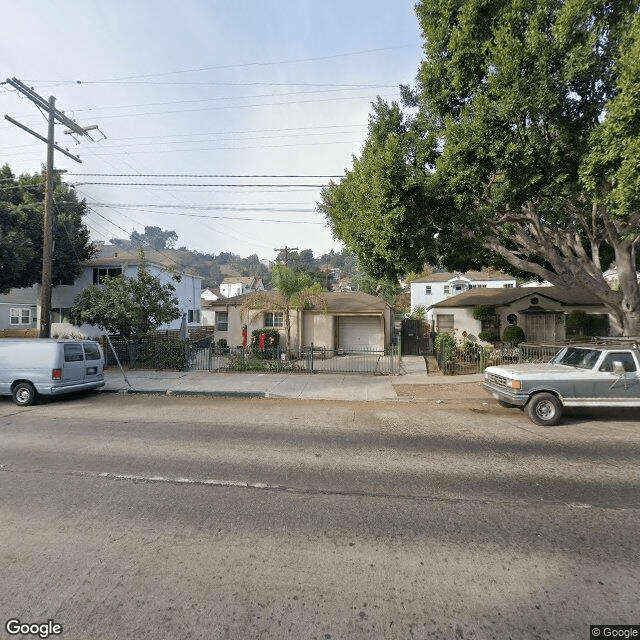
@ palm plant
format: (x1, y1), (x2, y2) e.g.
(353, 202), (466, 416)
(240, 264), (327, 356)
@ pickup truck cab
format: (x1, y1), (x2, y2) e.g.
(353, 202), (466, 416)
(0, 339), (105, 406)
(482, 344), (640, 425)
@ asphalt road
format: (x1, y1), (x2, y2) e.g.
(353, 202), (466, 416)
(1, 393), (639, 640)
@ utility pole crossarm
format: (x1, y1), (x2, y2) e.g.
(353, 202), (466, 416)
(274, 246), (299, 267)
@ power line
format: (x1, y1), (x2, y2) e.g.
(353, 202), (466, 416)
(26, 45), (419, 83)
(73, 182), (328, 188)
(91, 208), (324, 224)
(66, 173), (341, 178)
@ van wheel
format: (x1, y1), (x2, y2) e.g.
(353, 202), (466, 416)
(12, 382), (37, 406)
(525, 392), (561, 426)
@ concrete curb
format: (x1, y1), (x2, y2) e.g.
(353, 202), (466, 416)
(103, 388), (267, 398)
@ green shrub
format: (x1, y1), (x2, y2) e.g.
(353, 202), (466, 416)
(138, 341), (188, 370)
(566, 310), (587, 335)
(502, 325), (525, 345)
(434, 332), (456, 361)
(478, 330), (499, 343)
(472, 305), (496, 321)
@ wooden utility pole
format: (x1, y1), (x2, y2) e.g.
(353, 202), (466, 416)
(274, 246), (298, 267)
(41, 96), (56, 339)
(3, 77), (99, 337)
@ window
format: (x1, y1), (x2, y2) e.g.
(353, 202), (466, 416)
(51, 308), (71, 323)
(599, 352), (637, 373)
(10, 308), (31, 324)
(425, 286), (432, 295)
(436, 314), (455, 333)
(83, 342), (102, 361)
(443, 286), (450, 295)
(504, 283), (515, 288)
(188, 309), (200, 323)
(93, 267), (122, 284)
(264, 311), (284, 328)
(64, 343), (84, 362)
(216, 312), (228, 332)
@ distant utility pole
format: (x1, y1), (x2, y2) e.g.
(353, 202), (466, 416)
(3, 77), (102, 338)
(274, 246), (298, 267)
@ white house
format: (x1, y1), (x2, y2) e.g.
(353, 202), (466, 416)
(201, 287), (220, 302)
(219, 276), (265, 298)
(410, 271), (517, 325)
(0, 247), (202, 337)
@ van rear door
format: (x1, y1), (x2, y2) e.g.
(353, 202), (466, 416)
(82, 341), (103, 382)
(62, 343), (86, 385)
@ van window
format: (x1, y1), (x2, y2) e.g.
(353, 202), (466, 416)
(64, 343), (84, 362)
(83, 343), (102, 361)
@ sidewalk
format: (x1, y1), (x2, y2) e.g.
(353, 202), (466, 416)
(103, 356), (485, 402)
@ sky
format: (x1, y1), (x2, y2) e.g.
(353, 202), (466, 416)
(1, 1), (424, 262)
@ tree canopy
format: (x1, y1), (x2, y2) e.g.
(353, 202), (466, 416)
(320, 1), (640, 334)
(0, 164), (96, 294)
(69, 251), (181, 336)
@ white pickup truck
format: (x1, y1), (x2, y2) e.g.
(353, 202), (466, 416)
(482, 344), (640, 425)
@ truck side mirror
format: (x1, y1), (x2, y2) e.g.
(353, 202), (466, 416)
(612, 361), (625, 375)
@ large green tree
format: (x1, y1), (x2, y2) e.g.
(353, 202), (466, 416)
(69, 252), (181, 336)
(320, 1), (640, 335)
(0, 164), (96, 293)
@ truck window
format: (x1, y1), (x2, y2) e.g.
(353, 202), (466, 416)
(64, 343), (84, 362)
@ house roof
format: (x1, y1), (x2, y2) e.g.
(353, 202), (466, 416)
(0, 285), (39, 304)
(202, 290), (390, 313)
(221, 276), (260, 286)
(322, 291), (390, 313)
(429, 286), (605, 309)
(88, 247), (200, 276)
(411, 270), (516, 284)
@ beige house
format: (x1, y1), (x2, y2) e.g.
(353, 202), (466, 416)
(429, 286), (612, 343)
(202, 291), (393, 352)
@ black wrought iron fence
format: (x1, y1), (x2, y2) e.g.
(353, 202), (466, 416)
(105, 337), (399, 375)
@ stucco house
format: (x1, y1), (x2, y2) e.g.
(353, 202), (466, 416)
(0, 247), (202, 337)
(201, 287), (220, 302)
(202, 290), (393, 352)
(429, 286), (612, 343)
(219, 276), (264, 298)
(410, 271), (517, 324)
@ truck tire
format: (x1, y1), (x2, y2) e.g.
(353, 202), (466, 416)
(525, 392), (561, 426)
(12, 382), (37, 406)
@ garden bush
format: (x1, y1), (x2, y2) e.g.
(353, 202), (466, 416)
(502, 325), (526, 345)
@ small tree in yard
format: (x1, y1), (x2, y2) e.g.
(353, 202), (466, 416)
(69, 252), (181, 336)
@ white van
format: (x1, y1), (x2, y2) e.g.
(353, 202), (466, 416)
(0, 339), (105, 406)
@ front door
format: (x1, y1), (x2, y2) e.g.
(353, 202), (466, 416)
(524, 314), (559, 342)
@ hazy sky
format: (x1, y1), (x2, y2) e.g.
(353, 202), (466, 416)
(1, 1), (423, 260)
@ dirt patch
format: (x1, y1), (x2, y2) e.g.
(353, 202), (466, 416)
(393, 382), (485, 402)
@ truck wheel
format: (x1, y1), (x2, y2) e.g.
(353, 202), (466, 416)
(12, 382), (37, 406)
(525, 392), (561, 426)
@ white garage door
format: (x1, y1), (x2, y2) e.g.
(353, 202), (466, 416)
(338, 316), (383, 350)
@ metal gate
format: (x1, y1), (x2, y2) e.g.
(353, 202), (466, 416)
(401, 320), (433, 356)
